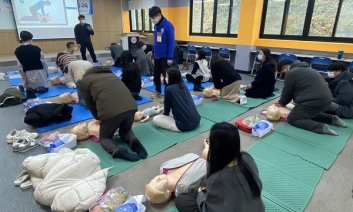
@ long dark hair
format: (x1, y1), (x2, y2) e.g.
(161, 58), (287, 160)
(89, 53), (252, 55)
(197, 49), (206, 61)
(260, 48), (276, 71)
(210, 54), (227, 71)
(166, 68), (188, 98)
(207, 122), (261, 197)
(121, 50), (134, 69)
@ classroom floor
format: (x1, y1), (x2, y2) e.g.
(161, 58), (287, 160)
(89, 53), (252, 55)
(0, 66), (352, 212)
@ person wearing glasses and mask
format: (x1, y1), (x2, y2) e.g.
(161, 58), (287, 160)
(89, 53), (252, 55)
(149, 6), (175, 104)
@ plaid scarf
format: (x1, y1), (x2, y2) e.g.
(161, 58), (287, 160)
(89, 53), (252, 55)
(57, 54), (77, 73)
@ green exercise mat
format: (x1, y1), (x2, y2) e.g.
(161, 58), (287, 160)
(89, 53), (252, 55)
(246, 142), (324, 187)
(197, 99), (249, 122)
(257, 161), (315, 212)
(239, 91), (280, 108)
(261, 132), (337, 169)
(77, 118), (214, 177)
(166, 206), (179, 212)
(276, 123), (352, 155)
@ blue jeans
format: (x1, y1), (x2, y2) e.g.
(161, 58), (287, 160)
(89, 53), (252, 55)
(76, 80), (87, 107)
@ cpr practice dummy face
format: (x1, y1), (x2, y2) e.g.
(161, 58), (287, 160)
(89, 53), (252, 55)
(87, 120), (100, 137)
(49, 76), (65, 85)
(70, 123), (90, 141)
(58, 92), (78, 104)
(203, 87), (221, 98)
(266, 105), (281, 121)
(266, 103), (295, 120)
(105, 60), (113, 66)
(145, 175), (171, 204)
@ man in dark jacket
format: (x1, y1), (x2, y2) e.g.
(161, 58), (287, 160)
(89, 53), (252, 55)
(325, 62), (353, 118)
(74, 15), (98, 63)
(110, 42), (123, 67)
(80, 66), (147, 161)
(276, 60), (347, 135)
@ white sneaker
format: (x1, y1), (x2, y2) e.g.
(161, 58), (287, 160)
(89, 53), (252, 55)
(6, 129), (39, 144)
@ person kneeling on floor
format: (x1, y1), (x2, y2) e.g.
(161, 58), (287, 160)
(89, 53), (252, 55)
(325, 62), (353, 119)
(153, 68), (201, 132)
(185, 49), (211, 92)
(15, 31), (49, 92)
(275, 59), (347, 136)
(245, 48), (276, 99)
(120, 50), (143, 100)
(175, 122), (265, 212)
(210, 54), (242, 103)
(56, 53), (93, 107)
(80, 66), (147, 161)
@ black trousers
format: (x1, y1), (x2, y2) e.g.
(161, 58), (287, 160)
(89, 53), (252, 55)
(154, 58), (170, 93)
(80, 41), (97, 63)
(185, 74), (203, 86)
(99, 110), (137, 157)
(175, 193), (200, 212)
(287, 103), (333, 134)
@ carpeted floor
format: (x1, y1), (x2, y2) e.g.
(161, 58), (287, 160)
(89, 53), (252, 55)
(0, 67), (352, 212)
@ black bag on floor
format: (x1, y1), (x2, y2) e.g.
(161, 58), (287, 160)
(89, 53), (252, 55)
(0, 87), (27, 108)
(24, 103), (73, 127)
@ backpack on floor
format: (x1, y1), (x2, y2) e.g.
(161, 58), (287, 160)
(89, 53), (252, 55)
(0, 87), (26, 108)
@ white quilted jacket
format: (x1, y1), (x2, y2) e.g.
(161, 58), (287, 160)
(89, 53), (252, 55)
(22, 148), (110, 212)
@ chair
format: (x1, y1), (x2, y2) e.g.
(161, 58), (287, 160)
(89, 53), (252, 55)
(250, 51), (261, 76)
(278, 53), (297, 62)
(348, 61), (353, 72)
(186, 45), (197, 63)
(310, 57), (332, 73)
(202, 46), (212, 62)
(218, 48), (230, 61)
(276, 53), (297, 79)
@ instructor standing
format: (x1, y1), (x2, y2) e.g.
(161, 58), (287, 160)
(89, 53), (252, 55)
(74, 15), (98, 63)
(149, 6), (175, 104)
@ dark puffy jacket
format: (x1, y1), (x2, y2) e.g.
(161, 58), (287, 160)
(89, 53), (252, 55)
(326, 72), (353, 118)
(24, 103), (73, 127)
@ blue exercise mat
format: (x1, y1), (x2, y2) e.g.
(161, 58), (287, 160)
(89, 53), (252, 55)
(37, 104), (93, 133)
(9, 72), (64, 86)
(144, 79), (212, 95)
(110, 66), (122, 72)
(28, 85), (77, 99)
(135, 94), (153, 105)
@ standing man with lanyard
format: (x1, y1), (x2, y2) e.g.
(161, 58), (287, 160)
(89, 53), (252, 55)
(74, 15), (98, 64)
(149, 6), (175, 103)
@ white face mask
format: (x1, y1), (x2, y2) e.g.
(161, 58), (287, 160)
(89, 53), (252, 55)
(195, 54), (199, 59)
(327, 72), (335, 78)
(257, 55), (263, 61)
(80, 20), (86, 24)
(142, 46), (147, 50)
(151, 18), (159, 24)
(165, 77), (168, 84)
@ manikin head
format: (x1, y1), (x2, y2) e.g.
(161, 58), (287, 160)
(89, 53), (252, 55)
(50, 76), (60, 85)
(203, 87), (213, 98)
(78, 15), (86, 24)
(105, 60), (113, 66)
(66, 42), (76, 53)
(71, 123), (90, 141)
(145, 174), (171, 204)
(134, 111), (144, 121)
(149, 6), (162, 25)
(266, 105), (281, 121)
(58, 92), (72, 104)
(87, 120), (100, 136)
(327, 62), (346, 78)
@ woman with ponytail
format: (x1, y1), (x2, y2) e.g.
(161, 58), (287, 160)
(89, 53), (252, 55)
(175, 122), (264, 212)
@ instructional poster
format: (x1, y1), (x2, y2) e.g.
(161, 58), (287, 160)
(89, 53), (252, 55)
(78, 0), (93, 15)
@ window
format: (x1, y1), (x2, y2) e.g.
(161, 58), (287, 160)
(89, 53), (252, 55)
(190, 0), (242, 36)
(129, 9), (153, 33)
(260, 0), (353, 42)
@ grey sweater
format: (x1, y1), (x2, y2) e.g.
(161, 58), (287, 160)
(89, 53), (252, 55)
(279, 61), (332, 107)
(196, 153), (265, 212)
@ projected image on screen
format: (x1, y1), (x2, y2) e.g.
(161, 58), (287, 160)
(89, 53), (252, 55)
(13, 0), (67, 25)
(11, 0), (80, 39)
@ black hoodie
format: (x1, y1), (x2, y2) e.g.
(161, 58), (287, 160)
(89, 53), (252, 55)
(279, 61), (332, 107)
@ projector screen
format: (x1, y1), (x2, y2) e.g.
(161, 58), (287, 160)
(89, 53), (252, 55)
(11, 0), (80, 40)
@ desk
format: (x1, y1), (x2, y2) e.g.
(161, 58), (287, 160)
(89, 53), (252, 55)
(250, 50), (353, 63)
(179, 44), (237, 52)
